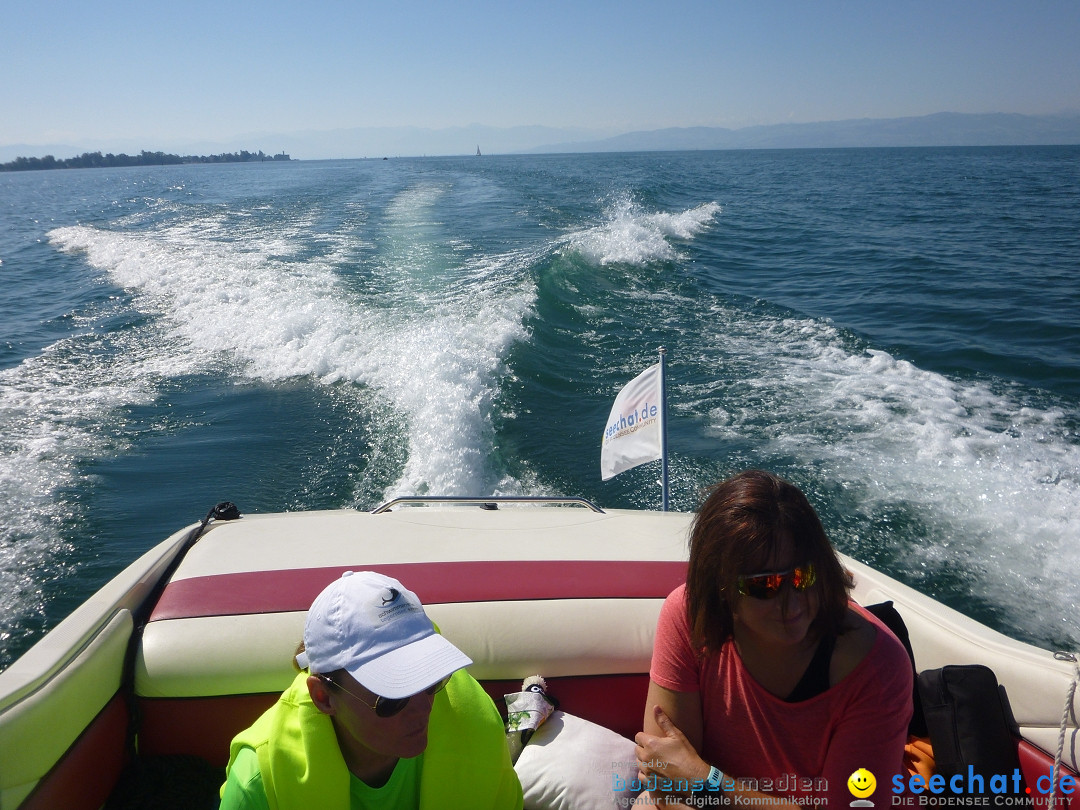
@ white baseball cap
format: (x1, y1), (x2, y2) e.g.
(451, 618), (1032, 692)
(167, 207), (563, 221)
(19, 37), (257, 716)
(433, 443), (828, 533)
(295, 571), (472, 699)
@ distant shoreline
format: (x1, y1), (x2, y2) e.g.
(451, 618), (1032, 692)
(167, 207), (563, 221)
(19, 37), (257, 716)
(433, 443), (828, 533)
(0, 149), (291, 172)
(4, 113), (1079, 163)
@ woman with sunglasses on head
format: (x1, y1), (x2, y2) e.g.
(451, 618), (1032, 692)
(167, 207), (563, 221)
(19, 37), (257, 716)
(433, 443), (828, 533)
(635, 470), (912, 809)
(220, 571), (522, 810)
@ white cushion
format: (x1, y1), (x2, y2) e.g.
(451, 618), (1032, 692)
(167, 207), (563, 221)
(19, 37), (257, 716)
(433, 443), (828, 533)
(515, 710), (642, 810)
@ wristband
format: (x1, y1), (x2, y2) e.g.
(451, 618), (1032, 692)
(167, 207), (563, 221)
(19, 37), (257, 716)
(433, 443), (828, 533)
(693, 765), (725, 799)
(706, 765), (724, 790)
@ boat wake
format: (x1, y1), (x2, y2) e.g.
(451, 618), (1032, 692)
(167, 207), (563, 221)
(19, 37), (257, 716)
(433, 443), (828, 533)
(563, 197), (721, 266)
(0, 310), (204, 649)
(1, 175), (1074, 662)
(523, 196), (1080, 647)
(47, 198), (537, 502)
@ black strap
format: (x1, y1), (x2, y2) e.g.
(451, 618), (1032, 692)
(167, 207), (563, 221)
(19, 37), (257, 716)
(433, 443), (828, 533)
(785, 633), (836, 702)
(864, 600), (927, 736)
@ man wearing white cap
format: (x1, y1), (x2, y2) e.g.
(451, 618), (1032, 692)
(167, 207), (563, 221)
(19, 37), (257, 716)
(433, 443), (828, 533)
(220, 571), (523, 809)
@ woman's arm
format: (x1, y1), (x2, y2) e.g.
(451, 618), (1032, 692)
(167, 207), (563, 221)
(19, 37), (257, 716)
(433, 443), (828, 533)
(636, 684), (800, 809)
(636, 705), (801, 809)
(637, 682), (707, 788)
(642, 680), (704, 751)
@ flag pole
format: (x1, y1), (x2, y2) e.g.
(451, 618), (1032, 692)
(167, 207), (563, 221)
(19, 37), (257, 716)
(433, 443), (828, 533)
(658, 346), (669, 511)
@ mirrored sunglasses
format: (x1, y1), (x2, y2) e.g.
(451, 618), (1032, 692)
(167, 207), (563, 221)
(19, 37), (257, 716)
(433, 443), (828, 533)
(321, 674), (451, 718)
(736, 563), (817, 600)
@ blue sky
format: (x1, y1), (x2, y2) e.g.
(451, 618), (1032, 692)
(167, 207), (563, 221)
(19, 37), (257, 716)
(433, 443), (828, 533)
(3, 0), (1078, 154)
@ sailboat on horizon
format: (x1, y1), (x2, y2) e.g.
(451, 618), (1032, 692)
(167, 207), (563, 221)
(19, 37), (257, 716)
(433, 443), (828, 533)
(476, 145), (481, 156)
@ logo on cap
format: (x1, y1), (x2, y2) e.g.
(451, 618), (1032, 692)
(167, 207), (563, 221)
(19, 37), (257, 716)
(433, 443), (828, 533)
(376, 586), (417, 623)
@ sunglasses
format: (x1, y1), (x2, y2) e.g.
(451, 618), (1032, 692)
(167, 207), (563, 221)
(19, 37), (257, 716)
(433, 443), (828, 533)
(320, 674), (451, 718)
(736, 563), (817, 600)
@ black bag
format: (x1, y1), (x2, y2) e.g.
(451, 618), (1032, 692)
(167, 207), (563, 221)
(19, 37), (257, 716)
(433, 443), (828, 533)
(917, 664), (1022, 783)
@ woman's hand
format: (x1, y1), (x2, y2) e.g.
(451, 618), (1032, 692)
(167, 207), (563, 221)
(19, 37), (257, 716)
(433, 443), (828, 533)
(634, 705), (711, 797)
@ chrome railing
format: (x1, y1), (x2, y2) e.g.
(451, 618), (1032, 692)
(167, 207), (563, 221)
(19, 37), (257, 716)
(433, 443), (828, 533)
(370, 495), (604, 514)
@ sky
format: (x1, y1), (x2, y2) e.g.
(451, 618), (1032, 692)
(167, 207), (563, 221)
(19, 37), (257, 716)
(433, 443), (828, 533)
(3, 0), (1079, 156)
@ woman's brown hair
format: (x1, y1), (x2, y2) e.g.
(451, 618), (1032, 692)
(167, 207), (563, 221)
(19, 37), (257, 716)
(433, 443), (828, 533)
(685, 469), (852, 651)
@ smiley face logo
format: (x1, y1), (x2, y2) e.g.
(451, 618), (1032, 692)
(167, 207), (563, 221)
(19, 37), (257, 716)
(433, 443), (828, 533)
(847, 768), (877, 799)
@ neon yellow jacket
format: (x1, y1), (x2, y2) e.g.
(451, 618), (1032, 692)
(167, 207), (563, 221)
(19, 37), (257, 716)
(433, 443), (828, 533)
(223, 669), (522, 810)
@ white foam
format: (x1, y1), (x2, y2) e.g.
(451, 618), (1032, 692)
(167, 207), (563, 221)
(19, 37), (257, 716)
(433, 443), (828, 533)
(565, 197), (721, 266)
(48, 185), (537, 500)
(0, 317), (204, 640)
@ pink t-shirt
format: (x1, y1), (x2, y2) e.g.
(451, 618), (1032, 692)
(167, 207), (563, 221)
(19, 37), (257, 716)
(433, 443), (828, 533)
(650, 585), (912, 808)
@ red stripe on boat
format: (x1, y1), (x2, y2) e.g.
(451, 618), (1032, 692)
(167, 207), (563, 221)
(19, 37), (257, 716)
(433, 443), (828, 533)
(149, 559), (688, 621)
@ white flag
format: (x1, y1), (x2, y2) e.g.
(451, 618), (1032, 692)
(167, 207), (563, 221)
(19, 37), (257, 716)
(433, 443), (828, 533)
(601, 362), (664, 480)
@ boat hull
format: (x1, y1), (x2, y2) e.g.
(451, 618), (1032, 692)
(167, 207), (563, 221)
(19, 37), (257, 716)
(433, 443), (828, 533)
(1, 504), (1077, 808)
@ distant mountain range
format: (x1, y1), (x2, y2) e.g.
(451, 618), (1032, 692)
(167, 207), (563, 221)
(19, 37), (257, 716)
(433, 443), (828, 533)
(527, 112), (1080, 153)
(3, 112), (1078, 163)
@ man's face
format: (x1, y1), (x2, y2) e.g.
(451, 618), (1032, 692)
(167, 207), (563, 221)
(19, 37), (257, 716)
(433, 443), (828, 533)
(319, 673), (437, 761)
